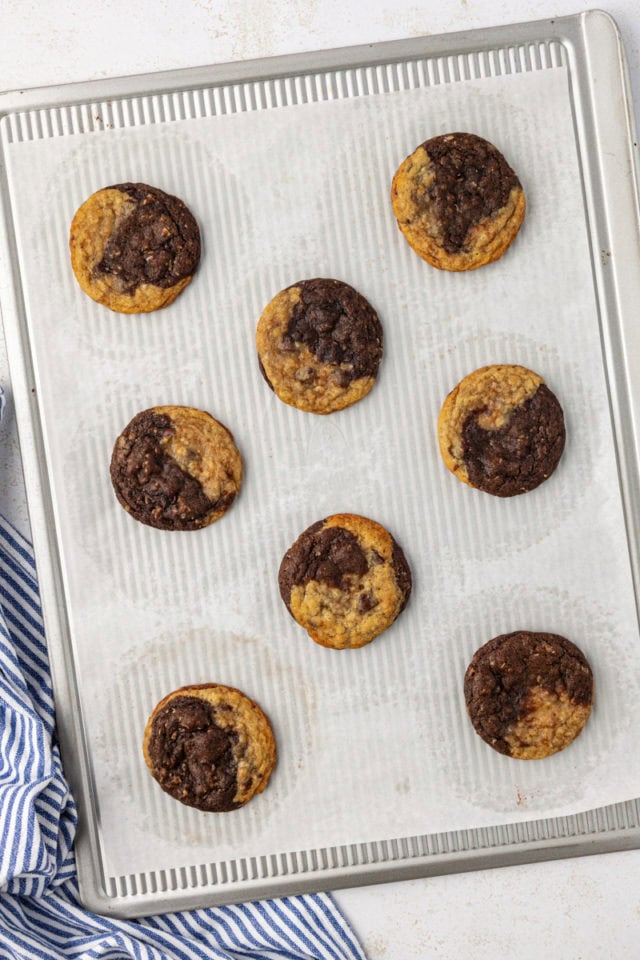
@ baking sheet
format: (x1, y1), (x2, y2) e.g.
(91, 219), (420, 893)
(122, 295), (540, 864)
(3, 63), (640, 882)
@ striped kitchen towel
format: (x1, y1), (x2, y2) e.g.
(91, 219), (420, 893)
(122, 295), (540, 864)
(0, 504), (366, 958)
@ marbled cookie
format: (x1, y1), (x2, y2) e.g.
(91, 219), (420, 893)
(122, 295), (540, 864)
(143, 683), (276, 811)
(110, 405), (242, 530)
(70, 182), (200, 312)
(256, 278), (383, 414)
(438, 364), (565, 497)
(279, 513), (411, 649)
(391, 132), (525, 271)
(464, 631), (594, 759)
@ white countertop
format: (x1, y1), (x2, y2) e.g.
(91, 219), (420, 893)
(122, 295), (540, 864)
(2, 1), (640, 956)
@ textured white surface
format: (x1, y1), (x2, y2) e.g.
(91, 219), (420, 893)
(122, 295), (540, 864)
(342, 851), (640, 959)
(2, 0), (640, 956)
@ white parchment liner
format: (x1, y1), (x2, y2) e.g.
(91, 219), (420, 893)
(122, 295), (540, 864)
(4, 66), (640, 879)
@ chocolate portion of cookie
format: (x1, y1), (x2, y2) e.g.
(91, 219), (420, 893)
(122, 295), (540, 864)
(422, 133), (519, 253)
(391, 540), (413, 613)
(146, 695), (240, 811)
(258, 356), (275, 392)
(461, 384), (565, 497)
(96, 183), (201, 291)
(278, 523), (369, 609)
(144, 683), (276, 811)
(110, 410), (222, 530)
(464, 631), (593, 758)
(284, 279), (383, 384)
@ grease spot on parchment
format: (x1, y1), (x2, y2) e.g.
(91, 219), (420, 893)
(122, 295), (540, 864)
(94, 626), (315, 854)
(416, 583), (631, 819)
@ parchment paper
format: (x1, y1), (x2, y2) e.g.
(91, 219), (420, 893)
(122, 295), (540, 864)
(4, 65), (640, 880)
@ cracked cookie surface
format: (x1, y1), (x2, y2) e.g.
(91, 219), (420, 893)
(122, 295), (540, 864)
(464, 631), (594, 759)
(143, 683), (276, 811)
(70, 182), (200, 312)
(110, 405), (242, 530)
(391, 132), (525, 271)
(256, 278), (383, 414)
(438, 364), (565, 497)
(278, 513), (411, 649)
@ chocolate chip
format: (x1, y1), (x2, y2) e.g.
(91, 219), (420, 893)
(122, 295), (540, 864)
(357, 592), (378, 613)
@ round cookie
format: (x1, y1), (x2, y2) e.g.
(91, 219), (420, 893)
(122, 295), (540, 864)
(438, 364), (565, 497)
(391, 132), (525, 271)
(143, 683), (277, 811)
(70, 182), (200, 313)
(278, 513), (412, 649)
(464, 631), (594, 759)
(256, 278), (383, 414)
(110, 405), (242, 530)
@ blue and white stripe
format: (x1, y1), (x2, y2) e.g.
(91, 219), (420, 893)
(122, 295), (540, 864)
(0, 512), (366, 960)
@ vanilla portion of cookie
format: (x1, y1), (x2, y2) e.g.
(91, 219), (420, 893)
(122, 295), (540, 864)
(279, 513), (411, 649)
(288, 552), (399, 649)
(143, 683), (276, 811)
(256, 279), (382, 415)
(157, 406), (242, 507)
(391, 132), (525, 271)
(504, 687), (592, 761)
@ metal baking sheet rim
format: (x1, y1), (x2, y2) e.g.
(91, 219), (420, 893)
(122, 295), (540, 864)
(1, 10), (640, 917)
